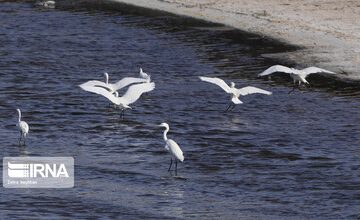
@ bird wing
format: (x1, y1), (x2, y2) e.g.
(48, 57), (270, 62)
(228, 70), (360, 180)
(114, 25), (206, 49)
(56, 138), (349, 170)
(167, 139), (184, 162)
(113, 77), (147, 90)
(258, 65), (294, 76)
(199, 76), (232, 93)
(237, 86), (272, 96)
(20, 121), (29, 133)
(122, 82), (155, 105)
(79, 84), (120, 105)
(301, 67), (336, 77)
(79, 80), (115, 92)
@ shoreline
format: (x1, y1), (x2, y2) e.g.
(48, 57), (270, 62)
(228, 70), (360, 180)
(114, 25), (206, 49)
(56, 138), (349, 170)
(59, 0), (360, 81)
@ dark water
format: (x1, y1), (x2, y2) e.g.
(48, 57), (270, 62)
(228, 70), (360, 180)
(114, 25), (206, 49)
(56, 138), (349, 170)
(0, 1), (359, 219)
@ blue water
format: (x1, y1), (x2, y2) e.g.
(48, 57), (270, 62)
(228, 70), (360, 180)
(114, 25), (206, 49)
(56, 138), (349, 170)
(0, 1), (359, 219)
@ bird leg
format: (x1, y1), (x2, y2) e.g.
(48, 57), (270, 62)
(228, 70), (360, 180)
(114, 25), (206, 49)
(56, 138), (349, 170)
(299, 82), (307, 92)
(120, 109), (124, 120)
(225, 103), (232, 112)
(168, 158), (173, 172)
(229, 103), (236, 111)
(18, 132), (22, 146)
(175, 160), (178, 176)
(288, 84), (296, 94)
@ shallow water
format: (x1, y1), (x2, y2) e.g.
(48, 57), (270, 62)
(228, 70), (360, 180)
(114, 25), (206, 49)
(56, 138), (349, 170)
(0, 1), (359, 219)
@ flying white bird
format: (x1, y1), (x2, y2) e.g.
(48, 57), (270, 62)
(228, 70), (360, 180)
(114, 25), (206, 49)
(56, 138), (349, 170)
(139, 68), (151, 82)
(199, 76), (272, 111)
(16, 109), (29, 146)
(159, 123), (184, 176)
(81, 72), (148, 94)
(80, 82), (155, 119)
(258, 65), (336, 93)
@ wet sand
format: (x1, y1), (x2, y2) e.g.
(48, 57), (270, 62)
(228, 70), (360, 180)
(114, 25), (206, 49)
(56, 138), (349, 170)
(107, 0), (360, 80)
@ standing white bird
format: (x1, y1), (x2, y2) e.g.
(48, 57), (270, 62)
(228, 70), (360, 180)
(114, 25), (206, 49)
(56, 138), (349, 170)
(139, 68), (151, 82)
(79, 82), (155, 119)
(258, 65), (336, 93)
(81, 72), (148, 94)
(159, 123), (184, 176)
(16, 109), (29, 146)
(199, 76), (272, 111)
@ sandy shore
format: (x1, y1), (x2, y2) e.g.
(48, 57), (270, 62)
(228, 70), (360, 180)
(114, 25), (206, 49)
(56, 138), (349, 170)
(99, 0), (358, 81)
(55, 0), (359, 80)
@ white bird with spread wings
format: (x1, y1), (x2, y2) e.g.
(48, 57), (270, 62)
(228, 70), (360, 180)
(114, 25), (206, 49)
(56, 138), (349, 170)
(258, 65), (336, 93)
(81, 72), (148, 94)
(199, 76), (272, 111)
(79, 82), (155, 119)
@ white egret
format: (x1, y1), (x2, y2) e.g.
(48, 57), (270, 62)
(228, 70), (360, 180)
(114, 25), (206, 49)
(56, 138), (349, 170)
(159, 123), (184, 176)
(258, 65), (336, 93)
(35, 0), (55, 8)
(81, 72), (148, 94)
(139, 68), (151, 82)
(16, 109), (29, 146)
(80, 82), (155, 119)
(199, 76), (272, 111)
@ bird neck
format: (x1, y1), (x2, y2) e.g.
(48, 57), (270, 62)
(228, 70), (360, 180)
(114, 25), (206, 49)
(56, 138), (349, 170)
(105, 73), (109, 84)
(163, 127), (169, 141)
(18, 111), (21, 123)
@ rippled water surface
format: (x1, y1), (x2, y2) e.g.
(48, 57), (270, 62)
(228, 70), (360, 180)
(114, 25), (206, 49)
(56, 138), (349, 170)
(0, 2), (359, 219)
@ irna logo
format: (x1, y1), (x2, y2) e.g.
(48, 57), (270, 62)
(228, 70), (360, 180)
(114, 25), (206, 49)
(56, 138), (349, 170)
(3, 157), (74, 188)
(8, 162), (69, 178)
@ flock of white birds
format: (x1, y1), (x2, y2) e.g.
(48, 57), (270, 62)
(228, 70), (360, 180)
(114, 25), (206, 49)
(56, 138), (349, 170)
(16, 65), (336, 175)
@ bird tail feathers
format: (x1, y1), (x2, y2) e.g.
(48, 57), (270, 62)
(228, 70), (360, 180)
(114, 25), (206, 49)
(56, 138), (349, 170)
(231, 97), (243, 104)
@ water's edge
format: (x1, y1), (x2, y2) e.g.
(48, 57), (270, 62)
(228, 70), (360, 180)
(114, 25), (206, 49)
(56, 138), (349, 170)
(55, 0), (360, 83)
